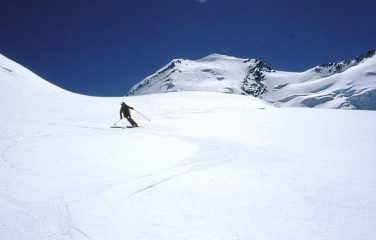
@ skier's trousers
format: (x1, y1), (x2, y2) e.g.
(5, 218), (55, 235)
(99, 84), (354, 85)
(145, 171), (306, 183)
(125, 116), (138, 127)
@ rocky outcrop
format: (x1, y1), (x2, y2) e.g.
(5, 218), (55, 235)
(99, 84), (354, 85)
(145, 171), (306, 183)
(241, 59), (274, 97)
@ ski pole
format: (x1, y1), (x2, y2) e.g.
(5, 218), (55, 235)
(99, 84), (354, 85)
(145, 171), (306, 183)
(134, 109), (151, 121)
(113, 119), (122, 126)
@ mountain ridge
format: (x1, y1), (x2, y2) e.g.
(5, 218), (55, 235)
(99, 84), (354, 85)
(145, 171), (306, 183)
(1, 51), (376, 240)
(127, 50), (376, 110)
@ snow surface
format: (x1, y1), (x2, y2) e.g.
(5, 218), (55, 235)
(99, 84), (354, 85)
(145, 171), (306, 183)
(128, 52), (376, 110)
(1, 54), (376, 240)
(264, 55), (376, 109)
(128, 54), (250, 95)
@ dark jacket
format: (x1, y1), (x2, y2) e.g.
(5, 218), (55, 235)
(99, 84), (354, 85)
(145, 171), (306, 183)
(120, 103), (134, 118)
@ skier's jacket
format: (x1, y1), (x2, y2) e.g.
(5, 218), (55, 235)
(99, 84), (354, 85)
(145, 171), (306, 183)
(120, 103), (134, 119)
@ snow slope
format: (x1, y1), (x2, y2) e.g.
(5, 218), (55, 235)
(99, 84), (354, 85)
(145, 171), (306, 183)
(127, 54), (271, 96)
(1, 54), (376, 240)
(265, 53), (376, 109)
(128, 51), (376, 110)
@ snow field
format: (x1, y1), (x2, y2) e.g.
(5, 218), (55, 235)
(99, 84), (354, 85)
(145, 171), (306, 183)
(1, 53), (376, 239)
(1, 90), (376, 239)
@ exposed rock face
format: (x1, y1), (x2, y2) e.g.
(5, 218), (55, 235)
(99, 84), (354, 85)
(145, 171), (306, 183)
(241, 59), (274, 97)
(127, 50), (376, 110)
(314, 50), (375, 77)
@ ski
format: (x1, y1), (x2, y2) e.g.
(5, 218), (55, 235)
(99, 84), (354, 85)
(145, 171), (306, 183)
(110, 126), (138, 129)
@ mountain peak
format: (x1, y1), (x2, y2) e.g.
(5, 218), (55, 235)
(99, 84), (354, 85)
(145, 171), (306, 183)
(127, 54), (266, 96)
(198, 53), (240, 61)
(314, 49), (375, 77)
(127, 51), (376, 110)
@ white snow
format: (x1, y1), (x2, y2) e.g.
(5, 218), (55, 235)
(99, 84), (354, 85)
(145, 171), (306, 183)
(264, 55), (376, 109)
(128, 52), (376, 110)
(128, 54), (250, 95)
(1, 53), (376, 240)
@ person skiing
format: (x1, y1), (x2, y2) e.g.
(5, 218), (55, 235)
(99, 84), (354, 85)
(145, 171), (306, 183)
(120, 102), (138, 127)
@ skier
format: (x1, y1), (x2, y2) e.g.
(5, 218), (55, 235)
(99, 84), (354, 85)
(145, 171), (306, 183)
(120, 102), (138, 127)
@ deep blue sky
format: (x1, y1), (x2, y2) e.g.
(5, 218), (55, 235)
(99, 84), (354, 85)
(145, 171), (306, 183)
(1, 0), (375, 96)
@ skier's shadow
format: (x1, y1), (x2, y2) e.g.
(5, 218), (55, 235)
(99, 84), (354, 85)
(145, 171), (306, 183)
(110, 126), (126, 129)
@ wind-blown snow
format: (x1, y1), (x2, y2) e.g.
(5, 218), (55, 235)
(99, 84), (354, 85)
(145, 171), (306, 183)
(1, 53), (376, 240)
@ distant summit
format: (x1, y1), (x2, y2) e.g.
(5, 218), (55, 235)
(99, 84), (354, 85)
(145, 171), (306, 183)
(128, 50), (376, 110)
(314, 50), (375, 77)
(127, 54), (274, 97)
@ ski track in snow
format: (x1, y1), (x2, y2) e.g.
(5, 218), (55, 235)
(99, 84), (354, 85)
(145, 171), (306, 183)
(0, 192), (59, 239)
(1, 89), (375, 239)
(60, 198), (91, 240)
(59, 134), (239, 201)
(125, 132), (284, 199)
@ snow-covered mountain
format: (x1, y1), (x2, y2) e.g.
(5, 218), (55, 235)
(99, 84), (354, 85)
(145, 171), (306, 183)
(1, 53), (376, 240)
(128, 50), (376, 110)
